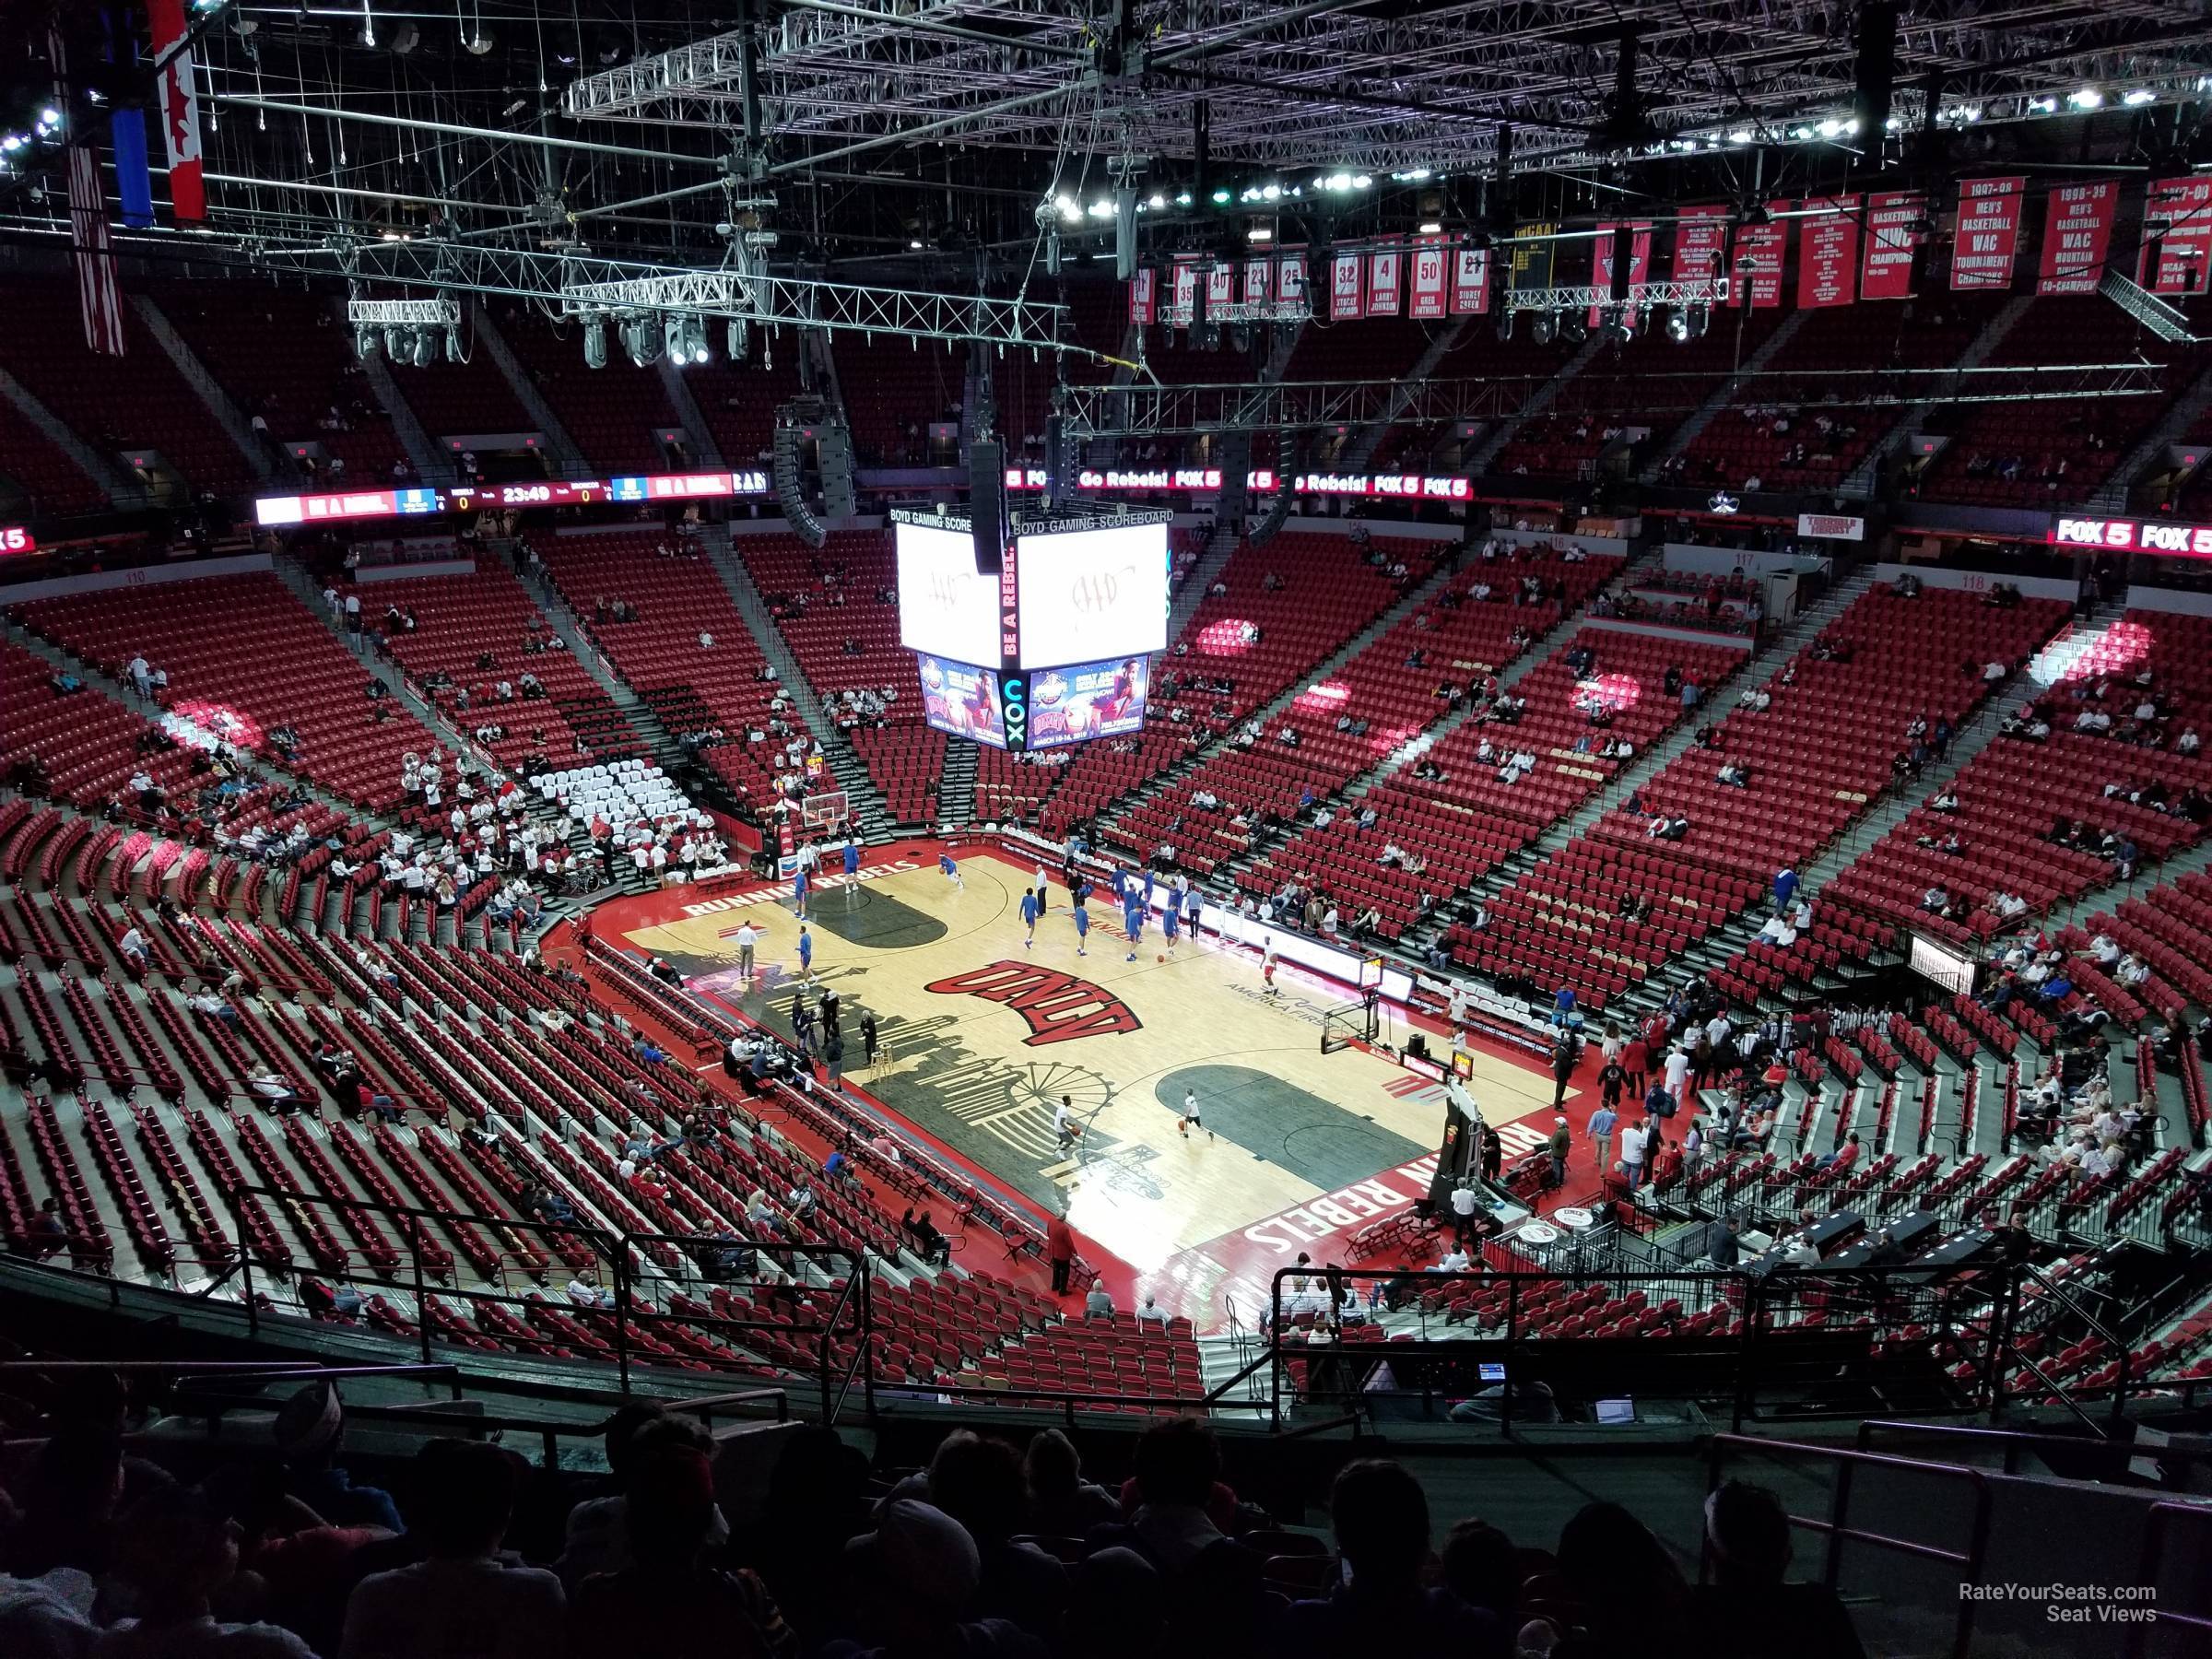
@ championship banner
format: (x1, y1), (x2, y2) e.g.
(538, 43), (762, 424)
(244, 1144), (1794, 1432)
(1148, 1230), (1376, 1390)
(2140, 176), (2212, 296)
(1509, 223), (1557, 292)
(1796, 196), (1859, 308)
(2038, 181), (2119, 295)
(1674, 206), (1731, 282)
(1243, 257), (1272, 306)
(1589, 221), (1653, 326)
(1409, 238), (1450, 319)
(1206, 262), (1235, 312)
(1128, 266), (1157, 325)
(1861, 190), (1924, 300)
(1949, 177), (2026, 290)
(1277, 252), (1309, 312)
(1366, 241), (1403, 317)
(1169, 256), (1200, 326)
(1330, 250), (1365, 320)
(1450, 244), (1490, 314)
(1730, 218), (1787, 308)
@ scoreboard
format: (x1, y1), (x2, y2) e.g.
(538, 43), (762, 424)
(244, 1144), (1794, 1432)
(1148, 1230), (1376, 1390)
(253, 467), (771, 527)
(896, 510), (1169, 755)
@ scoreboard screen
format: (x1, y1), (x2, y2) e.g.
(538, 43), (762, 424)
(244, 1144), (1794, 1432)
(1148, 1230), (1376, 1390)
(917, 654), (1008, 749)
(1025, 655), (1148, 748)
(894, 520), (1002, 667)
(1013, 521), (1169, 669)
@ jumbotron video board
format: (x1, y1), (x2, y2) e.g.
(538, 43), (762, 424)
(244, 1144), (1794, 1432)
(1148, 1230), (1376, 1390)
(894, 508), (1169, 753)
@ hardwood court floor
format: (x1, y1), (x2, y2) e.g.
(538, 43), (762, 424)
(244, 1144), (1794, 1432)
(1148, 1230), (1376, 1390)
(618, 851), (1562, 1275)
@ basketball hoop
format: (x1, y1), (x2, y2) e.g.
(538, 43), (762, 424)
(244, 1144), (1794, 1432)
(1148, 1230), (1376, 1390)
(801, 790), (850, 837)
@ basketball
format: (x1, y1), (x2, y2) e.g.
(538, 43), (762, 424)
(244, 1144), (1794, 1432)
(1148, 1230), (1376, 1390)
(1157, 952), (1166, 962)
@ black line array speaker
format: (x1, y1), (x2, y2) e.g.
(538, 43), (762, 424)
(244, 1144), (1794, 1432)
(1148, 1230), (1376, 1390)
(970, 438), (1006, 574)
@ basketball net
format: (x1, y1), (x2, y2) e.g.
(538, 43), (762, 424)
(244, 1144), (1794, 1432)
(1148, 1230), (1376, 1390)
(802, 789), (851, 837)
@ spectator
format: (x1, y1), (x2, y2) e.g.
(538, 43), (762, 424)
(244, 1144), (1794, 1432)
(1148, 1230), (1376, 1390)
(829, 1500), (1039, 1659)
(1023, 1431), (1120, 1538)
(275, 1382), (403, 1534)
(571, 1444), (797, 1659)
(100, 1485), (318, 1659)
(0, 1428), (124, 1580)
(559, 1408), (729, 1589)
(339, 1440), (563, 1659)
(924, 1432), (1066, 1637)
(1554, 1501), (1693, 1659)
(1438, 1518), (1522, 1626)
(1693, 1482), (1865, 1659)
(1282, 1460), (1505, 1654)
(1082, 1420), (1269, 1659)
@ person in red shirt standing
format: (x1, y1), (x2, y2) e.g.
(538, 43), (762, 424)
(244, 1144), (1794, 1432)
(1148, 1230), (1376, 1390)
(1045, 1211), (1077, 1295)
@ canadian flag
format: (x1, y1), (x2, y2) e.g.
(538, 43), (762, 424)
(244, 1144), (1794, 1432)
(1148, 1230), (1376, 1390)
(149, 0), (206, 220)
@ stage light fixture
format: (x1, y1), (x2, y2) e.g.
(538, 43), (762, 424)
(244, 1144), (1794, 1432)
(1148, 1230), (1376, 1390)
(1685, 302), (1710, 339)
(1530, 312), (1556, 345)
(582, 317), (606, 369)
(412, 329), (437, 369)
(727, 318), (750, 362)
(443, 324), (462, 362)
(1495, 309), (1516, 341)
(682, 317), (711, 364)
(623, 314), (664, 367)
(1559, 312), (1588, 344)
(664, 314), (688, 364)
(383, 324), (408, 359)
(354, 324), (379, 359)
(1665, 308), (1690, 343)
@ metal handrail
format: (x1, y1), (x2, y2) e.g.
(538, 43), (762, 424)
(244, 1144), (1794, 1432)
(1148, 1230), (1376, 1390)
(1708, 1433), (1996, 1659)
(2125, 1501), (2212, 1659)
(1857, 1418), (2212, 1477)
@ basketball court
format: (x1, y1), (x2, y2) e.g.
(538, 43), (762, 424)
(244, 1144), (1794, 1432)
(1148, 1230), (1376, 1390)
(597, 845), (1570, 1324)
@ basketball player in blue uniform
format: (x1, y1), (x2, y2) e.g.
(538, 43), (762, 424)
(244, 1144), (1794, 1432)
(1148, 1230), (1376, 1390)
(1161, 897), (1181, 959)
(793, 862), (810, 920)
(797, 924), (814, 983)
(1123, 888), (1145, 962)
(843, 837), (861, 902)
(1020, 887), (1039, 948)
(1071, 881), (1090, 956)
(939, 851), (964, 889)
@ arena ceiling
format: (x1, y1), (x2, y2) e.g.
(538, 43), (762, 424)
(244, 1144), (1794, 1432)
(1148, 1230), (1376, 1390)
(6, 3), (2212, 308)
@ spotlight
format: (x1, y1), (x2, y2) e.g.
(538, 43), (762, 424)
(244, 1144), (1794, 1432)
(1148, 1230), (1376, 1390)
(1530, 311), (1556, 345)
(727, 318), (750, 362)
(1665, 308), (1690, 343)
(623, 315), (663, 367)
(1495, 309), (1516, 341)
(664, 314), (688, 364)
(2068, 88), (2102, 109)
(582, 317), (606, 369)
(412, 329), (436, 369)
(682, 316), (711, 364)
(2124, 88), (2157, 107)
(443, 324), (462, 362)
(355, 324), (380, 359)
(383, 324), (408, 359)
(1602, 310), (1633, 345)
(1686, 302), (1710, 339)
(1559, 312), (1588, 345)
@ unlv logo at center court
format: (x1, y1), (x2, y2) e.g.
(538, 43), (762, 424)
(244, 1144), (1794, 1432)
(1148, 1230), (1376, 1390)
(924, 960), (1143, 1047)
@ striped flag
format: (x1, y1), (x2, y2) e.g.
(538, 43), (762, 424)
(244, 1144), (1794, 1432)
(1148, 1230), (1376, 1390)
(51, 26), (126, 358)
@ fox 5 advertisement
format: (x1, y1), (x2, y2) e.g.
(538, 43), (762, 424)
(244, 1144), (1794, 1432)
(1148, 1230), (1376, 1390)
(1025, 656), (1149, 749)
(917, 653), (1009, 748)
